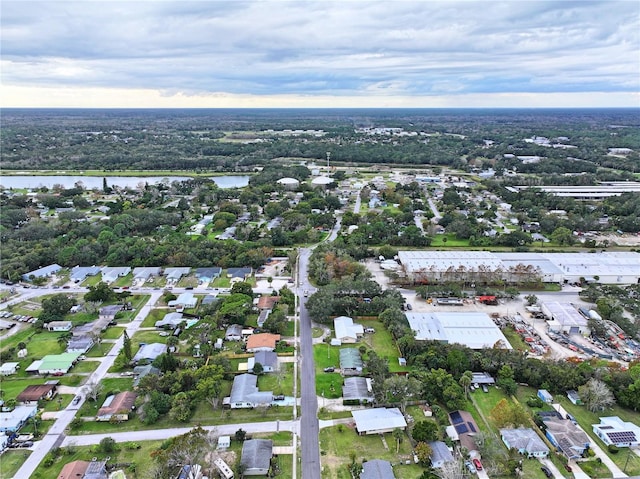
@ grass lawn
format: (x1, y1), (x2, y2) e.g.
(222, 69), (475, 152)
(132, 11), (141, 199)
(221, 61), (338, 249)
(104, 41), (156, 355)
(140, 308), (166, 327)
(31, 439), (163, 479)
(77, 378), (135, 418)
(71, 360), (100, 374)
(258, 363), (294, 396)
(359, 321), (408, 373)
(0, 449), (31, 478)
(41, 394), (74, 412)
(116, 294), (151, 322)
(312, 327), (324, 338)
(556, 396), (640, 476)
(112, 274), (133, 287)
(81, 274), (104, 287)
(130, 330), (169, 349)
(282, 320), (295, 337)
(101, 326), (125, 340)
(580, 459), (614, 478)
(319, 426), (424, 479)
(0, 326), (35, 353)
(86, 342), (113, 357)
(0, 377), (55, 401)
(431, 233), (471, 247)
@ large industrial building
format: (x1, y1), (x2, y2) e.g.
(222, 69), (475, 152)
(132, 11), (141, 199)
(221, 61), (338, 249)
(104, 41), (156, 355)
(405, 312), (511, 350)
(397, 251), (640, 285)
(542, 302), (590, 336)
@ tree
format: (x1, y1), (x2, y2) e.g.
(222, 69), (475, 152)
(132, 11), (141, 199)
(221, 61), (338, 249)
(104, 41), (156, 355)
(40, 294), (75, 323)
(235, 428), (247, 442)
(414, 441), (433, 465)
(84, 282), (115, 303)
(230, 281), (253, 297)
(169, 392), (193, 422)
(122, 330), (132, 361)
(252, 362), (264, 375)
(578, 378), (616, 412)
(412, 420), (440, 443)
(524, 294), (538, 306)
(497, 364), (518, 396)
(84, 381), (103, 402)
(383, 375), (421, 414)
(393, 428), (404, 454)
(99, 437), (117, 454)
(459, 371), (473, 399)
(551, 227), (574, 246)
(491, 398), (528, 428)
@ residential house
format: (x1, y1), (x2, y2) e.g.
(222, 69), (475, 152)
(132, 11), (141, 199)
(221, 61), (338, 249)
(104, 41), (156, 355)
(25, 352), (80, 375)
(96, 391), (137, 422)
(0, 405), (37, 433)
(248, 351), (278, 373)
(70, 266), (101, 283)
(132, 267), (161, 283)
(58, 460), (90, 479)
(99, 305), (122, 321)
(225, 324), (243, 341)
(45, 321), (73, 332)
(132, 343), (167, 365)
(257, 310), (270, 328)
(224, 374), (273, 409)
(334, 316), (364, 343)
(83, 459), (108, 479)
(592, 417), (640, 448)
(352, 408), (407, 435)
(567, 390), (582, 405)
(169, 292), (197, 309)
(100, 266), (131, 284)
(543, 417), (590, 459)
(195, 267), (222, 285)
(164, 267), (191, 284)
(133, 364), (161, 388)
(342, 377), (373, 404)
(257, 296), (279, 310)
(22, 264), (61, 282)
(448, 410), (480, 454)
(155, 312), (184, 329)
(339, 348), (363, 376)
(0, 362), (20, 376)
(16, 382), (58, 405)
(241, 439), (273, 476)
(360, 459), (395, 479)
(246, 333), (280, 352)
(227, 267), (252, 280)
(537, 389), (554, 404)
(67, 335), (95, 354)
(429, 441), (454, 468)
(500, 428), (550, 457)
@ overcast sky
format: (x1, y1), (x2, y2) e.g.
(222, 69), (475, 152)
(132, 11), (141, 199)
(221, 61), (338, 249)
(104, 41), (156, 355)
(2, 0), (639, 108)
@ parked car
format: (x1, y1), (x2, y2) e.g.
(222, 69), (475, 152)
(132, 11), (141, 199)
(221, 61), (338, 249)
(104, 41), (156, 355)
(472, 458), (483, 471)
(482, 384), (489, 393)
(323, 367), (335, 373)
(273, 395), (285, 401)
(406, 303), (412, 310)
(72, 396), (81, 405)
(541, 466), (553, 478)
(464, 461), (476, 473)
(564, 463), (573, 472)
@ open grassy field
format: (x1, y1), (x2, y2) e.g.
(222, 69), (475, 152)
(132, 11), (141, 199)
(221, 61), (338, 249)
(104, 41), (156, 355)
(0, 450), (31, 478)
(319, 425), (424, 479)
(258, 363), (294, 396)
(101, 326), (125, 340)
(140, 308), (168, 327)
(358, 321), (408, 373)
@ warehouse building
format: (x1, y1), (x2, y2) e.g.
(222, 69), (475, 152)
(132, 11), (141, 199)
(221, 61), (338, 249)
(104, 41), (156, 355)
(542, 302), (590, 336)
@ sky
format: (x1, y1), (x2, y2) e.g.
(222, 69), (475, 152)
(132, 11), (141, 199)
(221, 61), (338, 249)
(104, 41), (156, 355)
(1, 0), (639, 108)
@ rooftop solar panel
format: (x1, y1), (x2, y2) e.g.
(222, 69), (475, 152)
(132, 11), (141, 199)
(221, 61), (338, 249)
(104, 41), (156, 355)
(449, 411), (463, 424)
(455, 424), (469, 434)
(468, 423), (477, 433)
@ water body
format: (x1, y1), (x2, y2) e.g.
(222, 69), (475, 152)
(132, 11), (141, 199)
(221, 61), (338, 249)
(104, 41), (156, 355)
(0, 175), (249, 190)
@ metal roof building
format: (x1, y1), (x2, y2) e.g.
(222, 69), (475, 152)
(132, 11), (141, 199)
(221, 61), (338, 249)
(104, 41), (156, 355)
(406, 312), (511, 350)
(500, 428), (550, 457)
(343, 377), (373, 404)
(22, 264), (61, 281)
(241, 439), (273, 476)
(360, 459), (396, 479)
(352, 408), (407, 435)
(227, 373), (273, 409)
(70, 266), (101, 283)
(132, 343), (167, 364)
(542, 302), (590, 336)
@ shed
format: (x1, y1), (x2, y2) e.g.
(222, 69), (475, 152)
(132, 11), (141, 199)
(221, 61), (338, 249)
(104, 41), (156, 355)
(217, 435), (231, 450)
(567, 390), (582, 405)
(241, 439), (273, 476)
(537, 389), (554, 404)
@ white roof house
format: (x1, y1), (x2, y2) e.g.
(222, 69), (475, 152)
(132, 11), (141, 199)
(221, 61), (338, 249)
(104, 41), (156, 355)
(133, 267), (161, 281)
(155, 312), (184, 329)
(226, 374), (273, 409)
(164, 267), (191, 282)
(22, 264), (62, 281)
(0, 405), (37, 432)
(593, 417), (640, 447)
(133, 343), (167, 364)
(101, 266), (131, 283)
(352, 408), (407, 435)
(334, 316), (364, 343)
(0, 362), (20, 376)
(405, 312), (511, 350)
(169, 292), (197, 309)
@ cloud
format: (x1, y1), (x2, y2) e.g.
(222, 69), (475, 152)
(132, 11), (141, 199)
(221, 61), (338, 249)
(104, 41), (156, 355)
(1, 1), (639, 107)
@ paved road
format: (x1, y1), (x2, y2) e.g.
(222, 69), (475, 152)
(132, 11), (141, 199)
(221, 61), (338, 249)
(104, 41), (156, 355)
(297, 248), (321, 479)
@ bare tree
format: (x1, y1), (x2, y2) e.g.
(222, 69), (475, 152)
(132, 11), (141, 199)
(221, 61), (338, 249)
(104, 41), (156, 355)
(436, 459), (467, 479)
(578, 378), (616, 412)
(84, 381), (103, 402)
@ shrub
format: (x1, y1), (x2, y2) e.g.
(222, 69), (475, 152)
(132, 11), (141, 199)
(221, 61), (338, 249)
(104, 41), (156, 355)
(608, 444), (620, 454)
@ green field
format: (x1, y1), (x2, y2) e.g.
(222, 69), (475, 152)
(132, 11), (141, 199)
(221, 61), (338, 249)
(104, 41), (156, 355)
(0, 450), (31, 478)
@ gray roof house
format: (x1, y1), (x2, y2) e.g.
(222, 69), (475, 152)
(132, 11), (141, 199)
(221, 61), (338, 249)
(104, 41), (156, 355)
(500, 428), (550, 457)
(133, 364), (161, 387)
(99, 305), (122, 320)
(227, 267), (252, 279)
(241, 439), (272, 476)
(225, 324), (243, 341)
(248, 351), (278, 373)
(100, 266), (131, 283)
(225, 374), (273, 409)
(67, 335), (95, 354)
(543, 417), (590, 459)
(339, 348), (363, 376)
(164, 267), (191, 282)
(133, 267), (161, 281)
(133, 343), (167, 364)
(195, 267), (222, 283)
(83, 459), (108, 479)
(343, 377), (374, 404)
(352, 408), (407, 435)
(22, 264), (61, 281)
(360, 459), (395, 479)
(429, 441), (454, 468)
(70, 266), (101, 283)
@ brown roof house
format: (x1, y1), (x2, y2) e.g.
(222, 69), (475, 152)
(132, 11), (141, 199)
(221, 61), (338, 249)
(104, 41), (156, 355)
(58, 460), (90, 479)
(257, 296), (279, 310)
(246, 333), (280, 352)
(16, 381), (58, 405)
(96, 391), (137, 422)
